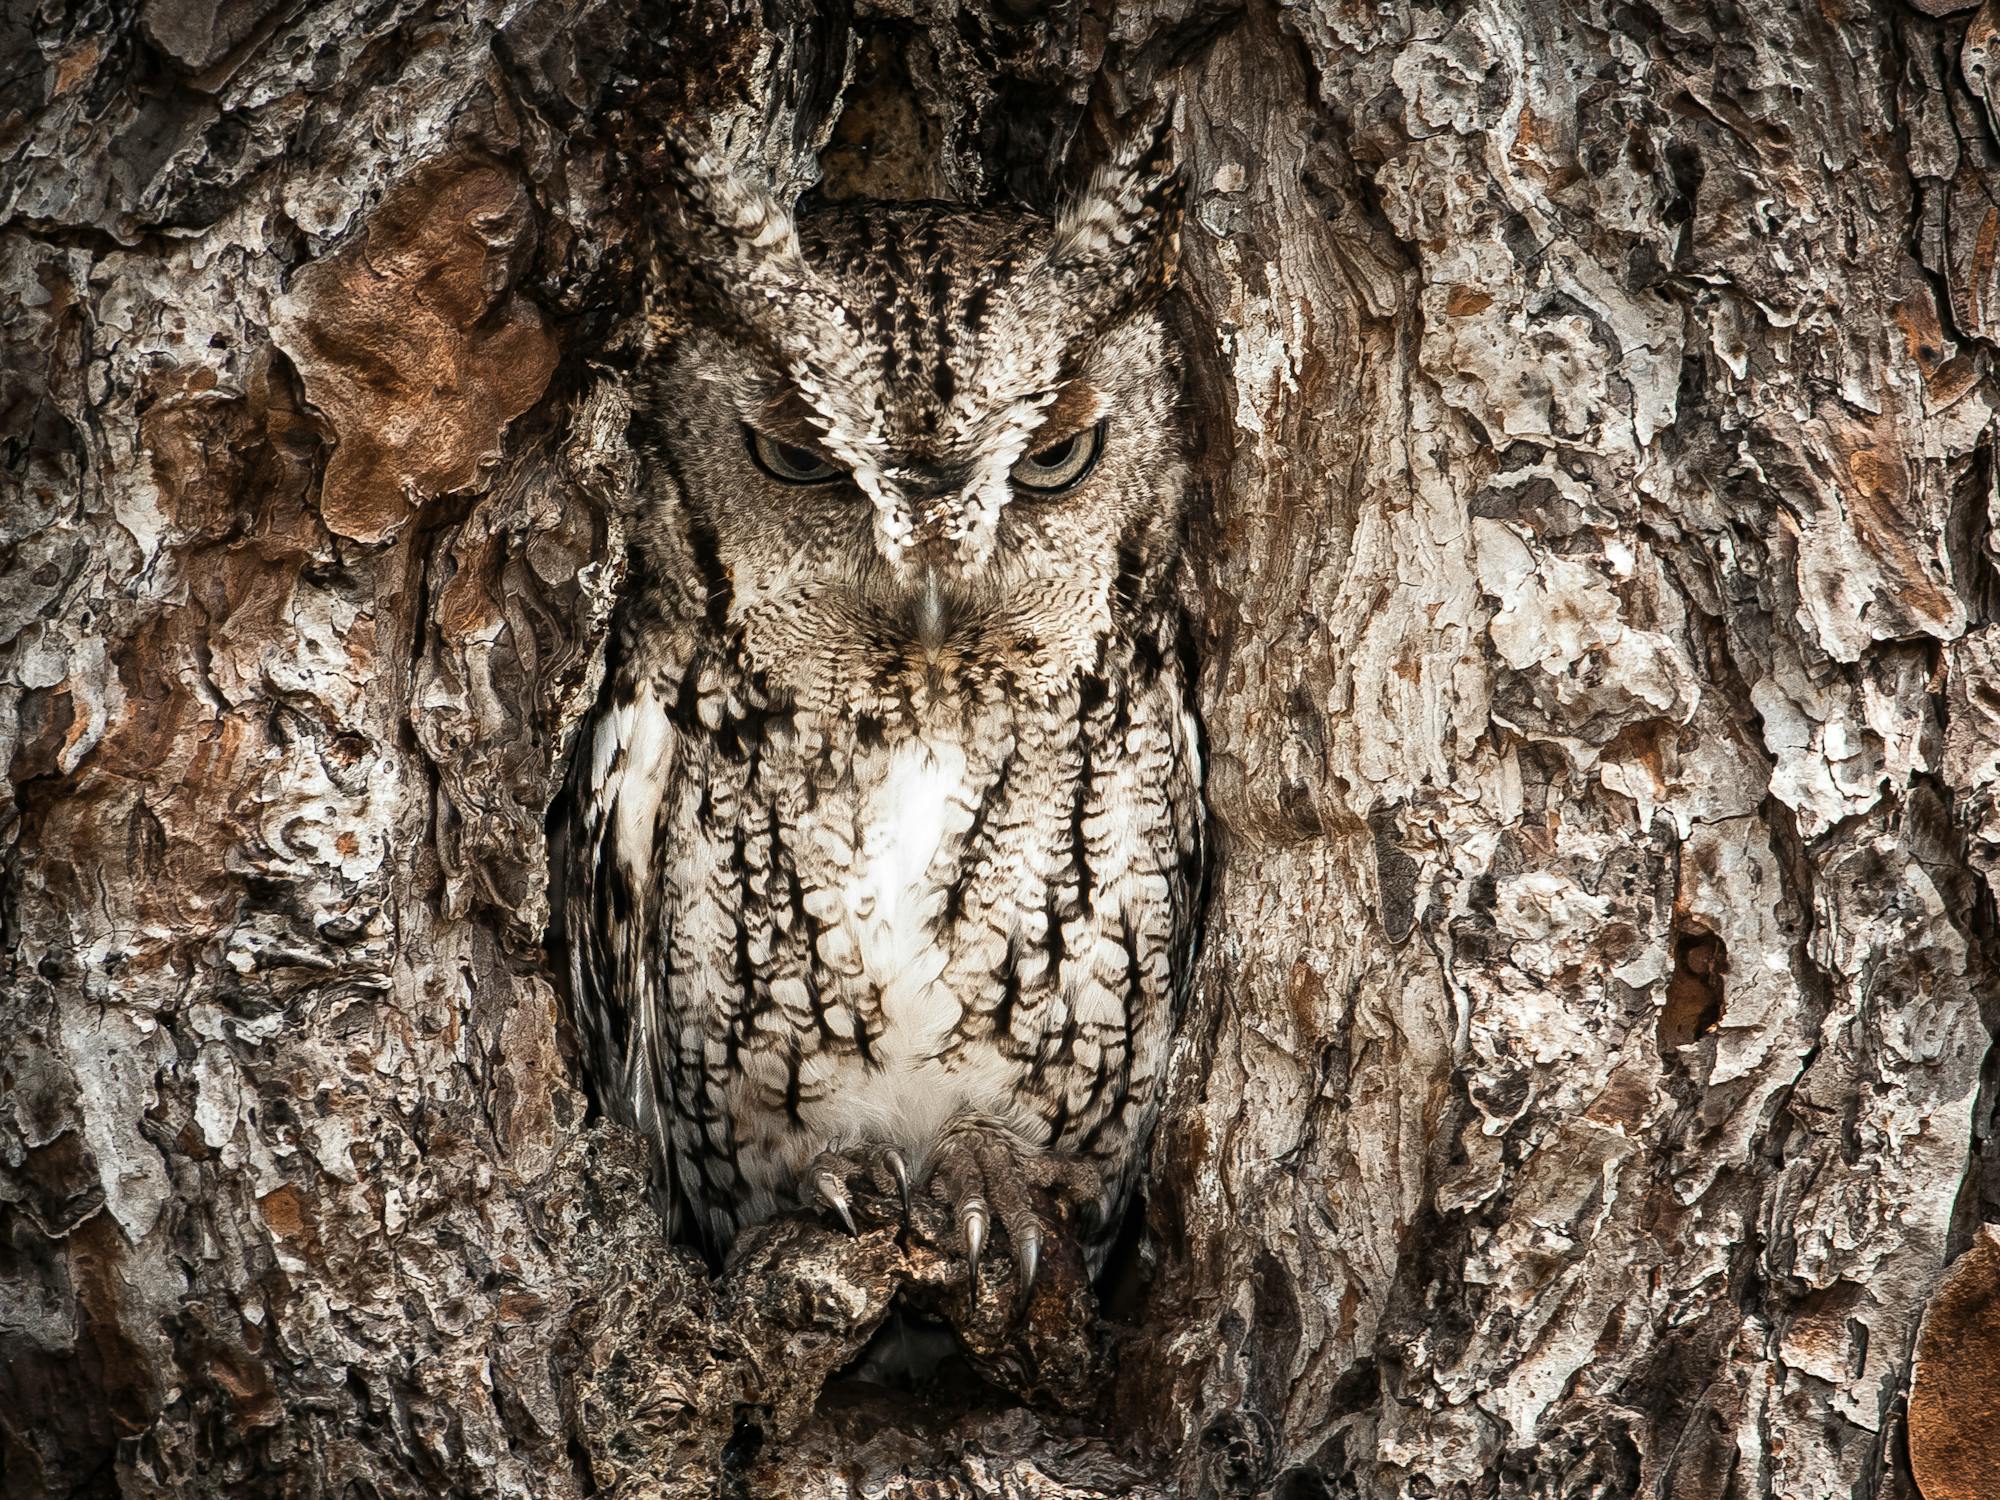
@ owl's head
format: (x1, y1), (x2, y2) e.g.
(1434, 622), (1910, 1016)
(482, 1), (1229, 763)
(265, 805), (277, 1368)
(638, 123), (1189, 690)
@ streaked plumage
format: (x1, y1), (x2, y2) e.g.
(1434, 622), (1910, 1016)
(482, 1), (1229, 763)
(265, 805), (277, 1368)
(559, 122), (1203, 1279)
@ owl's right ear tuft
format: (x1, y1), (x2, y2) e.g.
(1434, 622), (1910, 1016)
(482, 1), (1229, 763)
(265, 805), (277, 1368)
(1049, 104), (1186, 322)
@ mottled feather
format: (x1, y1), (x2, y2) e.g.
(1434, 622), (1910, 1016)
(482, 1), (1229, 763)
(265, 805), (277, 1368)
(564, 127), (1203, 1270)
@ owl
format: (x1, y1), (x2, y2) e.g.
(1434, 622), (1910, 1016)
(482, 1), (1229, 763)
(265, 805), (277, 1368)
(559, 118), (1204, 1301)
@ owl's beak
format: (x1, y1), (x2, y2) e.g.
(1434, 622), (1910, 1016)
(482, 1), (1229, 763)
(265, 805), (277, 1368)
(881, 474), (991, 650)
(913, 564), (950, 650)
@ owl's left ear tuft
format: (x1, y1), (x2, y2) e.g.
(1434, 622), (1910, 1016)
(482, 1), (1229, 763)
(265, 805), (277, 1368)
(1050, 104), (1186, 319)
(652, 127), (809, 311)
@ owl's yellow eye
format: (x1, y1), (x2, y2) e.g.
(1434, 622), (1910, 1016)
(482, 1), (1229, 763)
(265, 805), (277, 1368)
(1011, 422), (1105, 494)
(745, 425), (842, 484)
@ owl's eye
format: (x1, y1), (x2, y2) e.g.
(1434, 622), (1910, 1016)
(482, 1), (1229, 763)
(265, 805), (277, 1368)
(745, 426), (842, 484)
(1010, 422), (1105, 495)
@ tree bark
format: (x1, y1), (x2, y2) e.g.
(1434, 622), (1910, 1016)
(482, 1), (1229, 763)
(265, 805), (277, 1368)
(5, 2), (1998, 1497)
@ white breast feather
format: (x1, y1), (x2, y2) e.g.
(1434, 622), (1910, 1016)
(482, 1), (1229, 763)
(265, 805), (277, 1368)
(808, 739), (1028, 1157)
(852, 741), (959, 1063)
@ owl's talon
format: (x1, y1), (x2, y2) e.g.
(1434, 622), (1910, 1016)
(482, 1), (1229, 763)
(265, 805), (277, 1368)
(814, 1168), (858, 1235)
(1015, 1219), (1041, 1298)
(882, 1148), (911, 1210)
(959, 1198), (989, 1292)
(920, 1119), (1105, 1313)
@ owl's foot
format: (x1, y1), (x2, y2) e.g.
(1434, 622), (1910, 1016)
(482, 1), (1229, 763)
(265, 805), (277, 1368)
(792, 1121), (1104, 1406)
(925, 1118), (1101, 1304)
(805, 1144), (910, 1236)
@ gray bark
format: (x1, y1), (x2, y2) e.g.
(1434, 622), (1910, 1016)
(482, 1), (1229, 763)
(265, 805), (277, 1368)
(4, 1), (1998, 1496)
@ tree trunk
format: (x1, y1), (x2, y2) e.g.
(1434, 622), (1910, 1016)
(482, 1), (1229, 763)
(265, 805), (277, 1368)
(5, 2), (1998, 1496)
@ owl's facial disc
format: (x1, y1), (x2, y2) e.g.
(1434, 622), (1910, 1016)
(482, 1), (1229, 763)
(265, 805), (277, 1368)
(651, 194), (1185, 687)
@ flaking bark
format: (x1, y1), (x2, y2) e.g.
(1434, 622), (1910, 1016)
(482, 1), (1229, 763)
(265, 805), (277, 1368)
(4, 2), (1999, 1496)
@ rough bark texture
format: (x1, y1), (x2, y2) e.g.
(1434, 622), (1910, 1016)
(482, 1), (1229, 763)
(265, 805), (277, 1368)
(5, 2), (2000, 1497)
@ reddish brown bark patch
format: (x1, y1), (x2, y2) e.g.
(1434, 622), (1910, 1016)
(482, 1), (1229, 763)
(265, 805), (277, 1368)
(1657, 927), (1726, 1051)
(273, 157), (558, 544)
(1910, 1225), (2000, 1500)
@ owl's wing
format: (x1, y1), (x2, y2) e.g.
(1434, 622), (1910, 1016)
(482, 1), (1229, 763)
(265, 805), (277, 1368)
(1165, 683), (1210, 1022)
(559, 677), (687, 1235)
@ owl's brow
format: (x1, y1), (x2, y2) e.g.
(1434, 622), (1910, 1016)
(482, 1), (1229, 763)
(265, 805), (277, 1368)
(1025, 380), (1108, 447)
(751, 388), (832, 451)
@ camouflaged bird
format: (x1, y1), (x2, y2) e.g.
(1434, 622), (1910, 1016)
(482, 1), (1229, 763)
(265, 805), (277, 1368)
(560, 118), (1204, 1298)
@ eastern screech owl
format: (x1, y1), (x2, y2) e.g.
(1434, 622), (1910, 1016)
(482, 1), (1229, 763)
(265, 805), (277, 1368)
(560, 122), (1204, 1296)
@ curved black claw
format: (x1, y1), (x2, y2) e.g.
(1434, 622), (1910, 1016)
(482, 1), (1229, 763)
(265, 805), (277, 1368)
(806, 1143), (923, 1235)
(959, 1196), (989, 1296)
(1015, 1218), (1042, 1302)
(884, 1144), (916, 1216)
(813, 1167), (857, 1236)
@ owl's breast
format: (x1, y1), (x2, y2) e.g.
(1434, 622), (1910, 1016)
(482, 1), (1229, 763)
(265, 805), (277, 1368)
(843, 739), (963, 1033)
(660, 668), (1196, 1241)
(790, 733), (1038, 1158)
